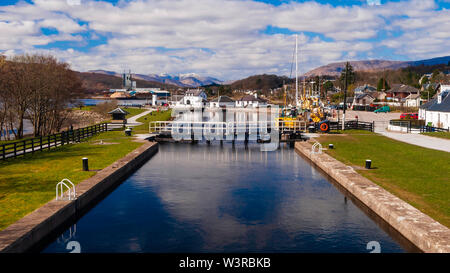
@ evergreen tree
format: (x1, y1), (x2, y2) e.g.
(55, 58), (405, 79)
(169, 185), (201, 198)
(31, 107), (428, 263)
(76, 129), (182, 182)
(377, 78), (390, 91)
(339, 62), (355, 90)
(323, 81), (334, 91)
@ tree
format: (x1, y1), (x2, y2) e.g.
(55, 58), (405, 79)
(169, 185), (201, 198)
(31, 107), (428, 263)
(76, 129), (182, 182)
(0, 54), (82, 139)
(431, 69), (443, 83)
(377, 78), (390, 91)
(339, 62), (355, 89)
(0, 55), (35, 139)
(323, 80), (334, 92)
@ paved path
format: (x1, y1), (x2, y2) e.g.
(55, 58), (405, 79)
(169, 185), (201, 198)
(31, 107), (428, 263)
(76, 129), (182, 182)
(380, 131), (450, 152)
(126, 109), (154, 126)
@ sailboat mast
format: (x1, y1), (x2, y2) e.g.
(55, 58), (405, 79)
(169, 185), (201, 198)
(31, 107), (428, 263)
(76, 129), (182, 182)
(295, 34), (298, 106)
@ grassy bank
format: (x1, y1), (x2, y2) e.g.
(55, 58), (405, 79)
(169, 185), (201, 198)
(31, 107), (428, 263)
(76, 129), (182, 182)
(124, 107), (147, 118)
(133, 109), (172, 134)
(421, 132), (450, 140)
(0, 131), (143, 230)
(317, 130), (450, 227)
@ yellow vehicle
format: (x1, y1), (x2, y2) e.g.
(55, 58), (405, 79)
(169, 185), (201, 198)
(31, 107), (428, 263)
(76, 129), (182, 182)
(310, 112), (321, 123)
(278, 107), (300, 129)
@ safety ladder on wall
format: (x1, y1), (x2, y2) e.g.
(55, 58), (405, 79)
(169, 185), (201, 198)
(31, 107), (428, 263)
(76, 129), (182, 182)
(56, 178), (76, 201)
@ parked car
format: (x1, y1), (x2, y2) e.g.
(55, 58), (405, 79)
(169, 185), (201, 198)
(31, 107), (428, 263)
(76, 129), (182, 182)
(374, 106), (390, 113)
(400, 113), (418, 120)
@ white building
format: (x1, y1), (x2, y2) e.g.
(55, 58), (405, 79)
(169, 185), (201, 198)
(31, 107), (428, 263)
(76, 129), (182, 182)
(210, 96), (235, 108)
(178, 89), (208, 107)
(236, 94), (268, 108)
(419, 86), (450, 129)
(404, 93), (425, 108)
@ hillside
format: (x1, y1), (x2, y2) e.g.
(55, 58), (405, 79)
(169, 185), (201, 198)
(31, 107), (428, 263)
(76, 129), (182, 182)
(229, 74), (294, 92)
(76, 72), (178, 92)
(305, 56), (450, 77)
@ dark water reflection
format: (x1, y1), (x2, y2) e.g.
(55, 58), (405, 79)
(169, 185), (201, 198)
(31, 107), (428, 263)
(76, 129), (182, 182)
(43, 142), (406, 253)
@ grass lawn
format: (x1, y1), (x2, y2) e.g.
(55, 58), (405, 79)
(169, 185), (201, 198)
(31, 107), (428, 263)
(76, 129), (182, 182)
(124, 107), (147, 119)
(317, 130), (450, 227)
(0, 131), (143, 230)
(133, 109), (172, 134)
(421, 132), (450, 140)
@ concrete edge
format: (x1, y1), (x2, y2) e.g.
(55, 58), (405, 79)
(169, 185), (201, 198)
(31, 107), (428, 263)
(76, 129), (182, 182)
(0, 141), (159, 253)
(295, 141), (450, 253)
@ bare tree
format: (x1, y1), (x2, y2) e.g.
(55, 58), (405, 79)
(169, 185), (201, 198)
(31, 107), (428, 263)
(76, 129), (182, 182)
(0, 54), (83, 139)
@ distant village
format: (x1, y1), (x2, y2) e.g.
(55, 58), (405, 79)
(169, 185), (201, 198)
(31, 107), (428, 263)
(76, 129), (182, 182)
(104, 70), (450, 130)
(106, 71), (270, 108)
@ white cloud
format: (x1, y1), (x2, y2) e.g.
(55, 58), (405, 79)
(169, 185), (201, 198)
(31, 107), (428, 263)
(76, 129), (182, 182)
(0, 0), (449, 80)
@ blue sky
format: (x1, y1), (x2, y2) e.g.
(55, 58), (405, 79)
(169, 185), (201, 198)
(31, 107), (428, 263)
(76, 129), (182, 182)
(1, 0), (450, 80)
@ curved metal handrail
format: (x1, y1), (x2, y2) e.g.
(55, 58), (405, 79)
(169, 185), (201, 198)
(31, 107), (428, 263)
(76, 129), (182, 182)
(56, 178), (76, 201)
(311, 142), (323, 155)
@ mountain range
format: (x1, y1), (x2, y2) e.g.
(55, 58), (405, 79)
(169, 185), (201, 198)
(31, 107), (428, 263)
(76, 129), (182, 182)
(304, 56), (450, 77)
(88, 70), (223, 88)
(83, 55), (450, 91)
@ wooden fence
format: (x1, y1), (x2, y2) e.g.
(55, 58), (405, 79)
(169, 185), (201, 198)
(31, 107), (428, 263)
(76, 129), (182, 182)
(1, 123), (108, 160)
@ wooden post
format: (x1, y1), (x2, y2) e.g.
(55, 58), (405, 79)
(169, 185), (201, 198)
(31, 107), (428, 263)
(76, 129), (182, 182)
(2, 144), (5, 160)
(14, 142), (17, 158)
(40, 136), (43, 151)
(48, 135), (51, 150)
(32, 138), (34, 153)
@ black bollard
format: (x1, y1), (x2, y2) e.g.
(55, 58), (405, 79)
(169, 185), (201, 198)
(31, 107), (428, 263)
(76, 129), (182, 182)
(329, 144), (334, 149)
(82, 157), (89, 171)
(365, 159), (372, 169)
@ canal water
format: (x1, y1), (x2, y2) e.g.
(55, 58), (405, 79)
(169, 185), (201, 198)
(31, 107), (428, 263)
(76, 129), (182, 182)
(42, 142), (407, 253)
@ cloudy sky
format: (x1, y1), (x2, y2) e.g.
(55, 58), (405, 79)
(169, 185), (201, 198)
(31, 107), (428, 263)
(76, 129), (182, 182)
(1, 0), (450, 80)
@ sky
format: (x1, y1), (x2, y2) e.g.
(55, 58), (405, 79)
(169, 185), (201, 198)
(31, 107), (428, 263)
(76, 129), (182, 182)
(0, 0), (450, 80)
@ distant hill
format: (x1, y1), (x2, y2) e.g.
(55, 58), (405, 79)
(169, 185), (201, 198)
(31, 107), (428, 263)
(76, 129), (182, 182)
(76, 72), (178, 92)
(305, 56), (450, 77)
(87, 70), (223, 87)
(229, 74), (294, 92)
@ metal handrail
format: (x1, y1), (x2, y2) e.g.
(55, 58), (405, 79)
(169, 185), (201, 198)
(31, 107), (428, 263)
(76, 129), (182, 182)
(149, 120), (307, 133)
(56, 178), (76, 201)
(311, 142), (323, 155)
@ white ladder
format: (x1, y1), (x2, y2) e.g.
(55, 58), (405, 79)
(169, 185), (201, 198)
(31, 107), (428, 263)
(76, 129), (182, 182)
(56, 178), (76, 201)
(311, 142), (323, 155)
